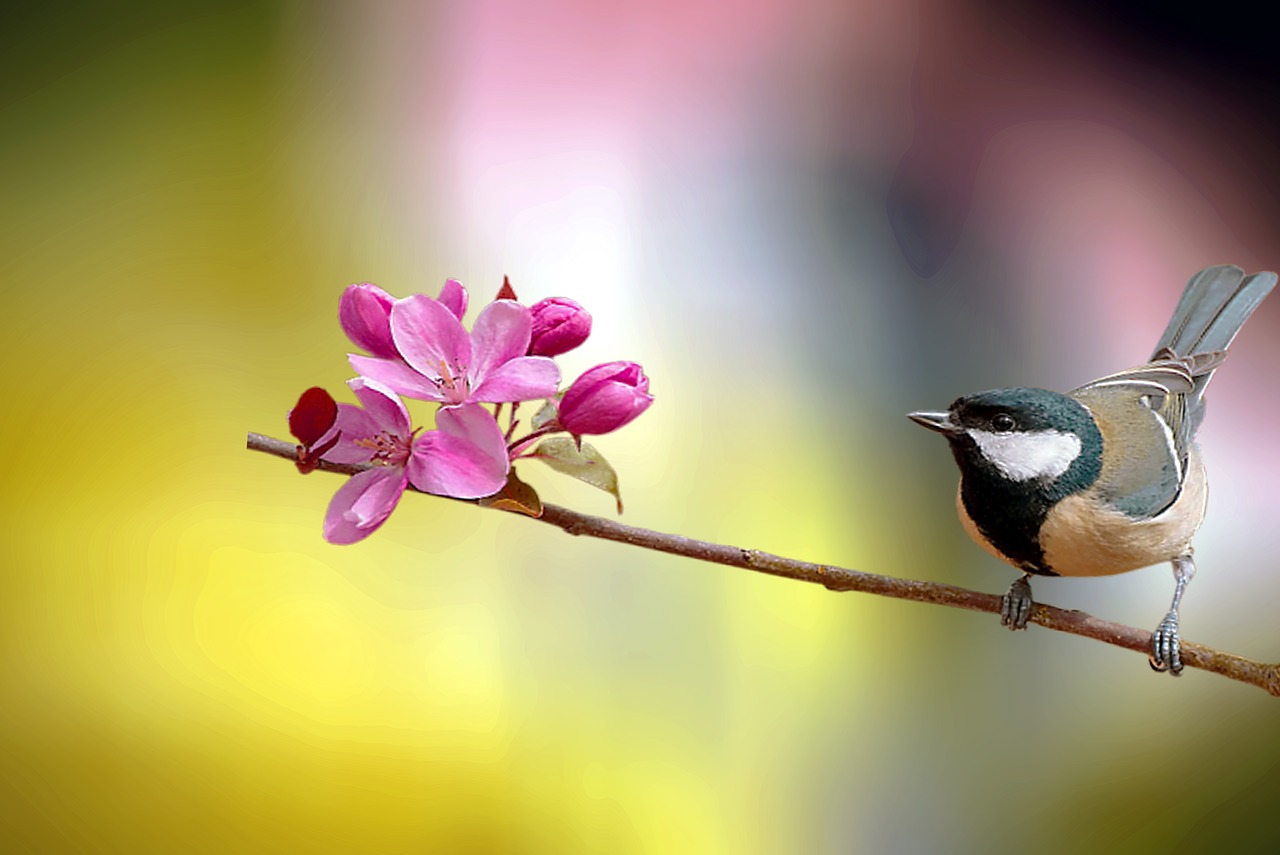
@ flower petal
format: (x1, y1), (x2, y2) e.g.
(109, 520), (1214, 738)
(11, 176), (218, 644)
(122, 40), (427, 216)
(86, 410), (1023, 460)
(437, 278), (468, 320)
(348, 376), (411, 437)
(408, 404), (509, 498)
(348, 354), (445, 402)
(390, 295), (472, 382)
(321, 402), (381, 464)
(323, 467), (407, 544)
(437, 402), (509, 465)
(470, 355), (561, 404)
(468, 299), (533, 388)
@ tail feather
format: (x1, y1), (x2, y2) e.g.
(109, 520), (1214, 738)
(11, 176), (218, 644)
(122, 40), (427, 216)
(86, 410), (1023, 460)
(1154, 265), (1276, 360)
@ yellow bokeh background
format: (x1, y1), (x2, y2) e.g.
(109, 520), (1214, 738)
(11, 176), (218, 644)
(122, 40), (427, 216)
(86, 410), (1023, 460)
(5, 2), (1280, 852)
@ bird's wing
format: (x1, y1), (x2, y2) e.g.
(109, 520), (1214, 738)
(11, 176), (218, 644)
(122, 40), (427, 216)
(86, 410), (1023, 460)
(1074, 352), (1227, 470)
(1070, 380), (1186, 520)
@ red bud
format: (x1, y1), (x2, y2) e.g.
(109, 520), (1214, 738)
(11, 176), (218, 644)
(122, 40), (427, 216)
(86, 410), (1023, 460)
(495, 275), (519, 301)
(288, 387), (338, 447)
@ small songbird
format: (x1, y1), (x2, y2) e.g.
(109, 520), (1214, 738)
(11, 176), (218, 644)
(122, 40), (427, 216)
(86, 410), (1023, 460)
(909, 265), (1275, 675)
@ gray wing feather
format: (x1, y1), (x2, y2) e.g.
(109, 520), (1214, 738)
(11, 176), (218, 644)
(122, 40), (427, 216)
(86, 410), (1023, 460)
(1072, 358), (1204, 402)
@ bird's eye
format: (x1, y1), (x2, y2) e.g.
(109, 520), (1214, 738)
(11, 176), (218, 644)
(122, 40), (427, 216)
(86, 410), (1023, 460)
(992, 413), (1016, 433)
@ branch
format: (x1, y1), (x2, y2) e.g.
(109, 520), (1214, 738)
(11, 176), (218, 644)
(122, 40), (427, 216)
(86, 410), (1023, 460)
(247, 431), (1280, 697)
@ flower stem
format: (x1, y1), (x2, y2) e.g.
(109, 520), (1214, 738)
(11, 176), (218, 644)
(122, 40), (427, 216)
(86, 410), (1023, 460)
(507, 425), (557, 458)
(504, 402), (521, 442)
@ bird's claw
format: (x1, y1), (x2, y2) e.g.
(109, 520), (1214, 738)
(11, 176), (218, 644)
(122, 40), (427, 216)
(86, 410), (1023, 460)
(1149, 611), (1183, 676)
(1000, 575), (1033, 630)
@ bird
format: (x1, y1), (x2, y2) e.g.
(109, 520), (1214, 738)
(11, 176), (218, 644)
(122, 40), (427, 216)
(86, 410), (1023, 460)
(908, 265), (1275, 675)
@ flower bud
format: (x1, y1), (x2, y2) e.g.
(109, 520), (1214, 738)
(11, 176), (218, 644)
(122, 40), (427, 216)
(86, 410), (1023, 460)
(528, 297), (592, 356)
(289, 387), (338, 447)
(557, 361), (653, 436)
(288, 386), (340, 473)
(495, 274), (519, 302)
(339, 283), (398, 359)
(437, 278), (468, 320)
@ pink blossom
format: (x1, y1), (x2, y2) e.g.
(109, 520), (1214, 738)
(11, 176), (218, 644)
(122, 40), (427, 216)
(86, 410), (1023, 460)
(528, 297), (591, 356)
(340, 280), (468, 360)
(557, 361), (653, 436)
(350, 293), (559, 407)
(320, 378), (509, 544)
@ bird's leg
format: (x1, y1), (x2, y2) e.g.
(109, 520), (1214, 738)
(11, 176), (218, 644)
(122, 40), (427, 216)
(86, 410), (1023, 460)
(1149, 552), (1196, 676)
(1000, 573), (1034, 630)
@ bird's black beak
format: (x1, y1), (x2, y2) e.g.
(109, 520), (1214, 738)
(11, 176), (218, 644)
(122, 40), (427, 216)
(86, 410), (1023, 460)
(907, 410), (958, 435)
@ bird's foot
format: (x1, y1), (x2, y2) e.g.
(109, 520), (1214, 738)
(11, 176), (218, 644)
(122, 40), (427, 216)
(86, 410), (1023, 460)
(1149, 610), (1183, 676)
(1000, 575), (1033, 630)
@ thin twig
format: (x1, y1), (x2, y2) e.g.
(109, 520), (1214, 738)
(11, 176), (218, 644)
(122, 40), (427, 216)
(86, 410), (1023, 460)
(247, 431), (1280, 697)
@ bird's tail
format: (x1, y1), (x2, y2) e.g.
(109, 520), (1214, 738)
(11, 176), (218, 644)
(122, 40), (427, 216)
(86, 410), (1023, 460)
(1153, 265), (1276, 363)
(1150, 264), (1275, 443)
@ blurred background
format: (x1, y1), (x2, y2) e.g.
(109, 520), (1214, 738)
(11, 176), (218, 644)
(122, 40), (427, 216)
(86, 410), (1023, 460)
(4, 0), (1280, 851)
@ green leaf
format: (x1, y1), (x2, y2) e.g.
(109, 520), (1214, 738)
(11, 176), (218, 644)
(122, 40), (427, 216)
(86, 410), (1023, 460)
(478, 469), (543, 517)
(530, 437), (624, 513)
(530, 400), (558, 430)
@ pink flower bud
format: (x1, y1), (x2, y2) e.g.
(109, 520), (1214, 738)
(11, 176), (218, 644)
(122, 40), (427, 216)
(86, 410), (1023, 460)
(437, 278), (468, 320)
(339, 283), (398, 359)
(528, 297), (592, 356)
(558, 361), (653, 436)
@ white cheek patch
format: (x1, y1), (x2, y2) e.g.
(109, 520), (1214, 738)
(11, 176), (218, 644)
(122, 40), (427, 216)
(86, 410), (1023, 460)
(968, 429), (1082, 481)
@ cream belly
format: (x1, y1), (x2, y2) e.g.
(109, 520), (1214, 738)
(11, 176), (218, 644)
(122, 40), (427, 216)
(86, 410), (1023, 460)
(1038, 446), (1208, 577)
